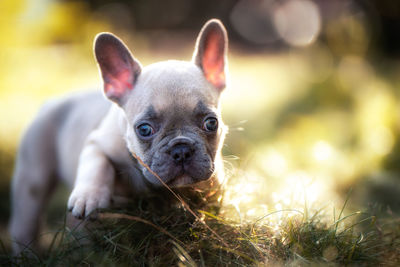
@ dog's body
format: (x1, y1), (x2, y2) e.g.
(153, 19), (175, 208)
(9, 19), (228, 255)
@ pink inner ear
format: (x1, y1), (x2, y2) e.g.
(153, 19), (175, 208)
(104, 69), (134, 99)
(202, 31), (225, 89)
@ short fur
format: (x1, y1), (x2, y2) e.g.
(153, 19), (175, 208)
(9, 19), (228, 255)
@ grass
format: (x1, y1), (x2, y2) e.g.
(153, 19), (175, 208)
(1, 189), (399, 266)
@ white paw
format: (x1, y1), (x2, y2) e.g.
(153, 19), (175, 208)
(67, 185), (111, 219)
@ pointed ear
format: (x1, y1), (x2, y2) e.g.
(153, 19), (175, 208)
(94, 33), (142, 105)
(193, 19), (228, 91)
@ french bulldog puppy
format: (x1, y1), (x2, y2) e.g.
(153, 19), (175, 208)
(9, 19), (228, 255)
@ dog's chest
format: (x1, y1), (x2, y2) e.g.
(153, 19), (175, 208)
(112, 159), (149, 197)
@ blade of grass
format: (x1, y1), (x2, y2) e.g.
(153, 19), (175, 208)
(335, 188), (352, 234)
(251, 209), (304, 233)
(199, 249), (205, 267)
(330, 211), (370, 230)
(98, 212), (183, 245)
(129, 150), (229, 248)
(212, 244), (257, 264)
(339, 216), (376, 235)
(170, 240), (196, 267)
(198, 210), (228, 224)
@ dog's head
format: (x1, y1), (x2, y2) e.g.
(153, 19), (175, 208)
(94, 19), (228, 187)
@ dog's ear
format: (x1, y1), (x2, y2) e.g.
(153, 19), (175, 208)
(94, 33), (142, 105)
(193, 19), (228, 91)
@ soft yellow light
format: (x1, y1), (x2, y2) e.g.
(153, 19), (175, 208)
(305, 180), (326, 204)
(246, 209), (256, 216)
(275, 203), (283, 211)
(364, 126), (394, 156)
(243, 183), (256, 194)
(261, 149), (288, 177)
(312, 141), (333, 162)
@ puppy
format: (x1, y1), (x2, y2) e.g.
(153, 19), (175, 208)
(9, 19), (228, 255)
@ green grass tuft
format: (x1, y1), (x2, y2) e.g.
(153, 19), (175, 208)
(1, 191), (399, 266)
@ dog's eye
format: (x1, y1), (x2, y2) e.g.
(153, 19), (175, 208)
(203, 117), (218, 132)
(136, 123), (154, 137)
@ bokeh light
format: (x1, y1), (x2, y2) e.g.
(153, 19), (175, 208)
(273, 0), (321, 47)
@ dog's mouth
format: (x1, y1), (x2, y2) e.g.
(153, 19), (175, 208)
(167, 172), (214, 188)
(167, 174), (194, 187)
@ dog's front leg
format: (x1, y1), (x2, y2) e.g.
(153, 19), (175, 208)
(68, 142), (115, 219)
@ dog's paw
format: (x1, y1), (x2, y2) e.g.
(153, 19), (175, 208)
(67, 186), (111, 219)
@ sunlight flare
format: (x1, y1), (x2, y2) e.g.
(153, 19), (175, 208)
(312, 140), (333, 162)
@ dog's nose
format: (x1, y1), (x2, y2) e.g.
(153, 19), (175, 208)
(170, 144), (194, 164)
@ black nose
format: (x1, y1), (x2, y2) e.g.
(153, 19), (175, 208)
(170, 144), (194, 164)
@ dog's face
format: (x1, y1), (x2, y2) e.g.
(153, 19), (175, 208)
(94, 19), (228, 187)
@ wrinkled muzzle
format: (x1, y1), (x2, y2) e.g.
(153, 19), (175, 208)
(143, 136), (214, 187)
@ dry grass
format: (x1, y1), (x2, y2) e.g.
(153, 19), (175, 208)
(1, 189), (399, 266)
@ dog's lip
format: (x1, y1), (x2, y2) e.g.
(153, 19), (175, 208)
(167, 174), (194, 187)
(167, 173), (213, 188)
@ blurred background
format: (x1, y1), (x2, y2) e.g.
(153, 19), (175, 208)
(1, 0), (400, 238)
